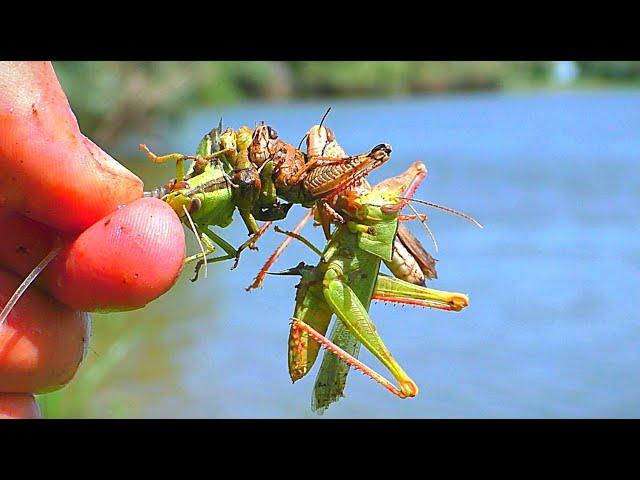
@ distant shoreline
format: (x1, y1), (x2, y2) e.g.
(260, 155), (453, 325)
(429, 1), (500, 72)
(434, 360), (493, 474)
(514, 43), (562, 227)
(53, 61), (640, 147)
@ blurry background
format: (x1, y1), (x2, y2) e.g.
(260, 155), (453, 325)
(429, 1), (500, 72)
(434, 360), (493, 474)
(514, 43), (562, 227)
(38, 61), (640, 418)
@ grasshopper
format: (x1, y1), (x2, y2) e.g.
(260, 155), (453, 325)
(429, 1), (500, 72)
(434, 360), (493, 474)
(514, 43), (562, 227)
(271, 161), (470, 412)
(308, 122), (440, 285)
(249, 122), (392, 233)
(265, 122), (481, 410)
(246, 119), (395, 291)
(248, 119), (442, 290)
(244, 126), (392, 290)
(141, 122), (292, 279)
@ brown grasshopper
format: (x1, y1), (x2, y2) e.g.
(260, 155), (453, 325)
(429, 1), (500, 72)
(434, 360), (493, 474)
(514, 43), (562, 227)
(248, 117), (480, 291)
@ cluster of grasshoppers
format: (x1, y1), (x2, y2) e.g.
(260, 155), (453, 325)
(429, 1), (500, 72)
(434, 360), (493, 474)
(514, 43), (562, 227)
(139, 111), (482, 413)
(0, 110), (479, 413)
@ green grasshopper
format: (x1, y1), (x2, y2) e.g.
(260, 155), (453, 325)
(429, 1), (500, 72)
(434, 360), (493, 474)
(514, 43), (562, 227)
(271, 162), (470, 412)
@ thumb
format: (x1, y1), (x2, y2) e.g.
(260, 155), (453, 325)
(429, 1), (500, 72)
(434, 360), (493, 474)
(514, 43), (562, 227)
(0, 61), (143, 232)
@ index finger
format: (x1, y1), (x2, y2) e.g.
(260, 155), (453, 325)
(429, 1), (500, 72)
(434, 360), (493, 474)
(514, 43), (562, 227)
(0, 61), (143, 233)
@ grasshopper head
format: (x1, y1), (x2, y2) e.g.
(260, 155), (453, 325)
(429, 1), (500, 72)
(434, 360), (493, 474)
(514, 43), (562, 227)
(220, 128), (236, 150)
(374, 162), (427, 203)
(346, 161), (426, 225)
(195, 119), (224, 158)
(249, 123), (279, 167)
(209, 119), (224, 150)
(232, 158), (262, 208)
(236, 126), (253, 152)
(306, 124), (344, 158)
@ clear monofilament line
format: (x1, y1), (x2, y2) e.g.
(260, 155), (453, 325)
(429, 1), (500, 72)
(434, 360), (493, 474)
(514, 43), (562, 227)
(0, 244), (63, 326)
(291, 318), (406, 398)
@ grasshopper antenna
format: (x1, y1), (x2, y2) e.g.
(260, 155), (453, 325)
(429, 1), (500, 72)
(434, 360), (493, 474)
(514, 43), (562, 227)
(182, 205), (208, 280)
(0, 244), (64, 326)
(401, 198), (483, 229)
(297, 133), (308, 152)
(406, 201), (439, 253)
(318, 107), (332, 156)
(318, 107), (332, 129)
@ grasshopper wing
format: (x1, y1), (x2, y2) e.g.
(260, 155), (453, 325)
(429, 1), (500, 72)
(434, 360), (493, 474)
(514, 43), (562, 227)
(312, 320), (360, 414)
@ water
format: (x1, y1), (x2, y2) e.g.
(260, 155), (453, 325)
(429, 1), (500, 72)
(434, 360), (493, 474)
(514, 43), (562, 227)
(119, 90), (640, 418)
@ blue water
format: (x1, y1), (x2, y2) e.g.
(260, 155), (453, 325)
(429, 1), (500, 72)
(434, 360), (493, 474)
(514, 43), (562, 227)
(136, 91), (640, 418)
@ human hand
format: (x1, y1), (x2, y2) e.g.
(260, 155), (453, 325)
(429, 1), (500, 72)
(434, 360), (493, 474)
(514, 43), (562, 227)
(0, 61), (186, 418)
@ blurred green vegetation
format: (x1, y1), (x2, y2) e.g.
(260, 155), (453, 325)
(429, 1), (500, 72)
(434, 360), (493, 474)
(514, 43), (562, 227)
(54, 61), (640, 149)
(38, 312), (145, 418)
(37, 271), (208, 418)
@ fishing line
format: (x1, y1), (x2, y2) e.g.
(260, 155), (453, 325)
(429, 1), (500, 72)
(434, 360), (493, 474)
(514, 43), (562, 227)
(0, 244), (63, 326)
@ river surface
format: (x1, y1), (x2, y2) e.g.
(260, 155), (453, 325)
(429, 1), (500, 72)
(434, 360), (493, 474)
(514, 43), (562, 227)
(92, 90), (639, 418)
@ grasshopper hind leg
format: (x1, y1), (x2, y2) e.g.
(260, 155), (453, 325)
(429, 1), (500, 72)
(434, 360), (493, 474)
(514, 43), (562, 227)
(321, 267), (419, 399)
(291, 318), (409, 399)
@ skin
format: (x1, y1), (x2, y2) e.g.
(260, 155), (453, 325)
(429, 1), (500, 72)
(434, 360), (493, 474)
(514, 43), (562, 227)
(0, 393), (40, 419)
(0, 61), (186, 418)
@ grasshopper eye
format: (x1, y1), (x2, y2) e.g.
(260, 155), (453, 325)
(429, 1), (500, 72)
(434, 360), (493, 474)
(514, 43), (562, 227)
(189, 197), (202, 214)
(268, 127), (278, 140)
(326, 128), (335, 142)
